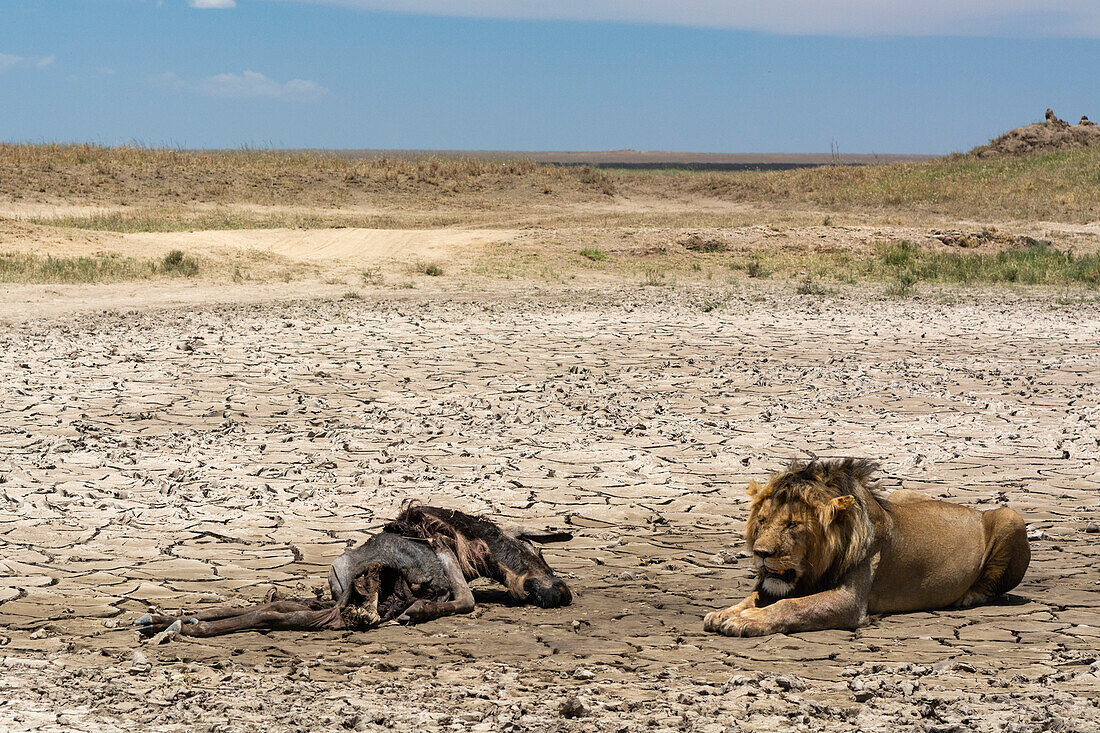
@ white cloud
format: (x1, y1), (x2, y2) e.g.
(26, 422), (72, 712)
(0, 52), (55, 71)
(268, 0), (1100, 37)
(190, 0), (236, 8)
(197, 70), (328, 101)
(151, 69), (329, 102)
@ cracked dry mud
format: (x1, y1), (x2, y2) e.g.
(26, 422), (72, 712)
(1, 285), (1098, 732)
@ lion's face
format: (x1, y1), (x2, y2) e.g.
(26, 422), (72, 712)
(745, 496), (820, 597)
(744, 479), (856, 598)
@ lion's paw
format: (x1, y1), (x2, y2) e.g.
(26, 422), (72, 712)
(716, 616), (768, 637)
(702, 610), (723, 632)
(715, 607), (779, 637)
(703, 607), (740, 632)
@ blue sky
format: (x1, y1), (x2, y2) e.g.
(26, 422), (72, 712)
(2, 1), (1099, 153)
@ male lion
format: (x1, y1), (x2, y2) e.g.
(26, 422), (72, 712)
(703, 458), (1030, 637)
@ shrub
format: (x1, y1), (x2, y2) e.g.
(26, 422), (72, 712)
(160, 249), (199, 276)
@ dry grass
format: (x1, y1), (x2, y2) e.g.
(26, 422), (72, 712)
(28, 207), (831, 233)
(6, 143), (1100, 288)
(5, 143), (1100, 229)
(26, 209), (429, 233)
(415, 261), (444, 277)
(624, 147), (1100, 223)
(0, 144), (615, 209)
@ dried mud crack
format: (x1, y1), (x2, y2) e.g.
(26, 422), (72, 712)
(1, 285), (1098, 732)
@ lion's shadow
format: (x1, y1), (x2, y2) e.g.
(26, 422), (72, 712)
(981, 592), (1030, 607)
(863, 592), (1033, 628)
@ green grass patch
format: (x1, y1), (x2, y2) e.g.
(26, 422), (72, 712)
(868, 240), (1100, 285)
(0, 250), (205, 283)
(579, 248), (608, 262)
(715, 240), (1099, 288)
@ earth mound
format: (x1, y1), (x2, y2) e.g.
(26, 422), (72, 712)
(972, 109), (1100, 157)
(675, 231), (730, 252)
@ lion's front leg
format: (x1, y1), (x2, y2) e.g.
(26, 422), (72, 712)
(703, 592), (760, 632)
(708, 588), (866, 637)
(710, 601), (796, 637)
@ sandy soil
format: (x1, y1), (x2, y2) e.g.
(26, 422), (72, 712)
(1, 283), (1098, 732)
(120, 227), (517, 264)
(6, 204), (1099, 261)
(0, 217), (516, 264)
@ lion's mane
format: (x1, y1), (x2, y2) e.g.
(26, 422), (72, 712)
(746, 458), (882, 589)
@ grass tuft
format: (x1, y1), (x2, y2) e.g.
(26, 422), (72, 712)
(640, 266), (672, 286)
(884, 271), (918, 297)
(698, 295), (729, 312)
(742, 258), (769, 278)
(159, 249), (199, 276)
(579, 248), (608, 262)
(795, 277), (831, 296)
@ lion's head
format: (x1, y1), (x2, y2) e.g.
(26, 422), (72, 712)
(745, 458), (880, 599)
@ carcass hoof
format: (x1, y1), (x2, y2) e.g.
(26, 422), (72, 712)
(148, 619), (182, 645)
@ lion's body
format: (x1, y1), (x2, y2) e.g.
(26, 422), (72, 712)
(868, 498), (1025, 613)
(703, 459), (1031, 637)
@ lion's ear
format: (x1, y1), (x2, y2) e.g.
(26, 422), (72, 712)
(819, 494), (856, 525)
(746, 480), (763, 498)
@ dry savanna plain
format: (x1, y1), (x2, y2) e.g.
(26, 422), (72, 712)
(1, 142), (1099, 732)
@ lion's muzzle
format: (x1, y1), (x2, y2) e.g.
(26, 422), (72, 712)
(762, 566), (797, 584)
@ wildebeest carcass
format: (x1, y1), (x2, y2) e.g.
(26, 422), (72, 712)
(134, 505), (573, 638)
